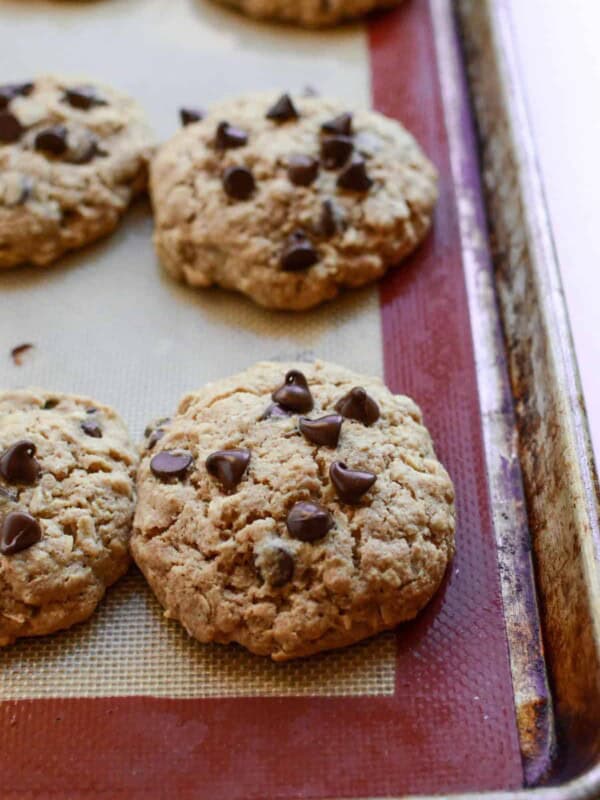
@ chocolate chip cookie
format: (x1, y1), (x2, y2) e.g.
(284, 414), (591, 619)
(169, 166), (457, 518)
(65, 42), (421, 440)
(0, 390), (138, 646)
(213, 0), (401, 27)
(150, 91), (437, 310)
(0, 75), (153, 268)
(132, 361), (455, 661)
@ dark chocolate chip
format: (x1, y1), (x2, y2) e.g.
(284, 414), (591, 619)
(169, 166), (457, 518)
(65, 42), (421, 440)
(69, 135), (104, 165)
(1, 511), (42, 555)
(330, 461), (376, 504)
(222, 165), (255, 200)
(0, 82), (33, 110)
(180, 107), (205, 126)
(260, 402), (292, 421)
(317, 199), (339, 237)
(144, 417), (170, 438)
(85, 408), (97, 414)
(266, 93), (298, 122)
(215, 121), (248, 149)
(0, 112), (23, 143)
(321, 112), (353, 136)
(337, 157), (373, 192)
(286, 501), (333, 542)
(287, 154), (319, 186)
(150, 450), (193, 480)
(280, 230), (319, 272)
(10, 342), (33, 366)
(299, 414), (343, 447)
(43, 398), (59, 410)
(257, 544), (294, 587)
(34, 125), (68, 156)
(272, 370), (314, 413)
(147, 428), (166, 450)
(0, 441), (40, 485)
(81, 420), (103, 439)
(63, 86), (107, 111)
(320, 135), (353, 169)
(206, 448), (250, 491)
(335, 387), (380, 426)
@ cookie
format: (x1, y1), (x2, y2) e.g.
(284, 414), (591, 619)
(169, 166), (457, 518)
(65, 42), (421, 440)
(132, 361), (455, 661)
(0, 75), (153, 269)
(0, 390), (138, 646)
(213, 0), (401, 27)
(150, 91), (437, 310)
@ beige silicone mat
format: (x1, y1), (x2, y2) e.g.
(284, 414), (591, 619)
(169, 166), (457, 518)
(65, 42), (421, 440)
(0, 0), (391, 698)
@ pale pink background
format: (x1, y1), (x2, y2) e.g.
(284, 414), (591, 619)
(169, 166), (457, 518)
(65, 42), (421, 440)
(509, 0), (600, 467)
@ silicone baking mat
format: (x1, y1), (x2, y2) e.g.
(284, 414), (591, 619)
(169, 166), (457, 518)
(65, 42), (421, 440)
(0, 0), (524, 796)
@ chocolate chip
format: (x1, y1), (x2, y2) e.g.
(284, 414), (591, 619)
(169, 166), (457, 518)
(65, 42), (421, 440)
(335, 387), (380, 426)
(320, 135), (353, 169)
(257, 543), (294, 587)
(286, 501), (333, 542)
(287, 154), (318, 186)
(150, 450), (193, 480)
(280, 230), (319, 272)
(299, 414), (343, 447)
(81, 420), (102, 438)
(0, 112), (23, 143)
(63, 86), (107, 111)
(0, 441), (40, 485)
(147, 428), (166, 449)
(180, 107), (205, 126)
(0, 82), (33, 110)
(266, 93), (298, 122)
(34, 125), (68, 156)
(10, 343), (33, 366)
(337, 157), (373, 192)
(321, 112), (353, 136)
(215, 121), (248, 149)
(144, 417), (170, 438)
(260, 402), (292, 421)
(272, 370), (314, 413)
(317, 199), (339, 237)
(222, 165), (255, 200)
(85, 408), (97, 414)
(1, 512), (42, 555)
(43, 398), (59, 410)
(69, 135), (104, 165)
(330, 461), (376, 504)
(206, 448), (250, 491)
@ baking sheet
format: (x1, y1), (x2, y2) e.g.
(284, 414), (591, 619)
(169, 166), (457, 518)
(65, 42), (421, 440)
(1, 0), (529, 797)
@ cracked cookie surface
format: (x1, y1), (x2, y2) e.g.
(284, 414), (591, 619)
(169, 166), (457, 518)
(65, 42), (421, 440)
(213, 0), (401, 27)
(0, 75), (153, 268)
(151, 91), (437, 310)
(0, 390), (138, 646)
(132, 360), (455, 661)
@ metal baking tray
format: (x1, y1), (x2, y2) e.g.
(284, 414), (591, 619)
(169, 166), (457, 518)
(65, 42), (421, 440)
(0, 0), (599, 797)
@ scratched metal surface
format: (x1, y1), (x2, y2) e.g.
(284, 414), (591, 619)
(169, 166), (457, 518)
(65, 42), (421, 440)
(458, 0), (600, 797)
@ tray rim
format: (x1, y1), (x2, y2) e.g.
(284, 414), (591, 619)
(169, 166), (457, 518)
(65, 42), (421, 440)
(453, 0), (600, 797)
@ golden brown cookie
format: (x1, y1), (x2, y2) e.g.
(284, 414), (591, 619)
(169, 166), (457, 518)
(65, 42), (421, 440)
(0, 75), (153, 268)
(0, 390), (138, 646)
(151, 91), (437, 310)
(132, 361), (455, 661)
